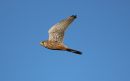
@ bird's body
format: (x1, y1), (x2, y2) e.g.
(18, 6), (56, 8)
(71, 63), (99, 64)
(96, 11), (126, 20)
(41, 40), (67, 50)
(40, 15), (82, 55)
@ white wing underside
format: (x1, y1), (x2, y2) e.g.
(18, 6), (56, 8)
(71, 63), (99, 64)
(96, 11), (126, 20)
(48, 16), (76, 43)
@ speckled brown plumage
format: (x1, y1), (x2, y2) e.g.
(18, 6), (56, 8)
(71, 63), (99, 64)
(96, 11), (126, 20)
(40, 15), (82, 55)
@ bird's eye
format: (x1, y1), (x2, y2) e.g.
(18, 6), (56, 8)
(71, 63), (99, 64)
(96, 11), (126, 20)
(42, 41), (45, 45)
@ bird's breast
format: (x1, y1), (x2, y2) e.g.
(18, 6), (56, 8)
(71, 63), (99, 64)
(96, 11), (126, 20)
(45, 41), (66, 50)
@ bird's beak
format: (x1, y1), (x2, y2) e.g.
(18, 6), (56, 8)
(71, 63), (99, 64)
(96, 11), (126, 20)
(40, 42), (43, 46)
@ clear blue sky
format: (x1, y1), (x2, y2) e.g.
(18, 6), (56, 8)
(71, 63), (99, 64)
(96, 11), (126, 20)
(0, 0), (130, 81)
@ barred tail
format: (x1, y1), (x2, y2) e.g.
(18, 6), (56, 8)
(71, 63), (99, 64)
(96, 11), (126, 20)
(66, 48), (82, 55)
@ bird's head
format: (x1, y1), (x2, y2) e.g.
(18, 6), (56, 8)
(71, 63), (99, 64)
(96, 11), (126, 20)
(40, 41), (46, 46)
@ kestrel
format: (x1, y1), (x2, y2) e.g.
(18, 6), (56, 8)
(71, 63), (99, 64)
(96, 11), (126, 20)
(40, 15), (82, 55)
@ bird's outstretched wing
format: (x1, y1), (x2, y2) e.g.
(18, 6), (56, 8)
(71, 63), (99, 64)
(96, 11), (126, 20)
(48, 15), (77, 43)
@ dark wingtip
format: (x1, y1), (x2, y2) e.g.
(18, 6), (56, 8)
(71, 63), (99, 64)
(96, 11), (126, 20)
(70, 15), (77, 18)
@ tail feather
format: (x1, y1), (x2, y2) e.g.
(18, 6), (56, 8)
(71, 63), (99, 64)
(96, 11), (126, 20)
(66, 48), (82, 55)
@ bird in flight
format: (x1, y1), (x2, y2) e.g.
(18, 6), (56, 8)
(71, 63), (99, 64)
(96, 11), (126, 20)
(40, 15), (82, 55)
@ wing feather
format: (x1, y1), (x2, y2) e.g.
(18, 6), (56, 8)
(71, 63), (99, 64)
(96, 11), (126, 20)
(48, 15), (77, 43)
